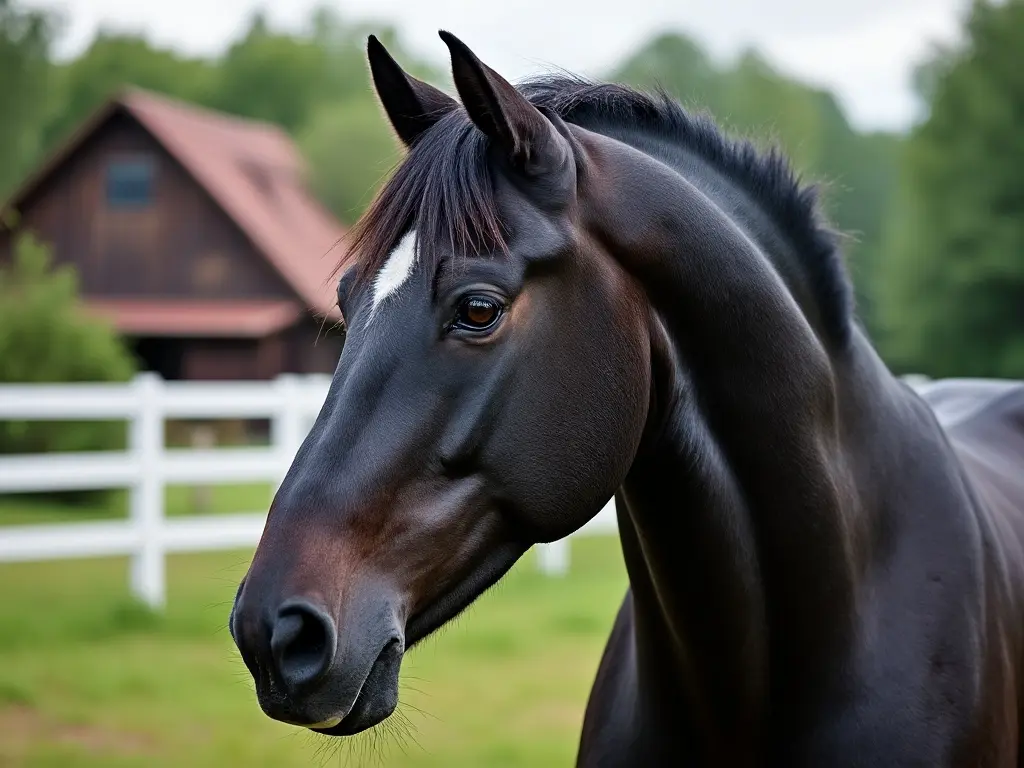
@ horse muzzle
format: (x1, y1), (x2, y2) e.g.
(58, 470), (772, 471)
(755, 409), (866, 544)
(230, 582), (405, 735)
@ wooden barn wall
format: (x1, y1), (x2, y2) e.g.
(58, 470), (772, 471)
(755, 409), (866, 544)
(0, 109), (292, 301)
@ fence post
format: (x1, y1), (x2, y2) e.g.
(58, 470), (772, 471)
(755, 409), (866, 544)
(128, 372), (166, 609)
(272, 374), (305, 491)
(536, 540), (570, 577)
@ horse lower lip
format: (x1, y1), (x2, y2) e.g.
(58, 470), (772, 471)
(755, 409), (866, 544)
(307, 717), (342, 729)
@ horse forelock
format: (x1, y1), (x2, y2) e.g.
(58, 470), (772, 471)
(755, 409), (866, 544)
(334, 108), (508, 299)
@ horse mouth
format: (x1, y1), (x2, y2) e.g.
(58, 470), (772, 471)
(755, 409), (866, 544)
(306, 540), (528, 738)
(307, 689), (380, 736)
(307, 636), (403, 736)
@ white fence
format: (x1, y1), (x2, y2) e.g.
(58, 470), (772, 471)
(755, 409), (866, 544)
(0, 373), (615, 609)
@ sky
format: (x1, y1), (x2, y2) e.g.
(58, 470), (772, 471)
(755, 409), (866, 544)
(26, 0), (971, 132)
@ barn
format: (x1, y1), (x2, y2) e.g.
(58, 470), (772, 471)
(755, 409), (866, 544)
(0, 87), (348, 381)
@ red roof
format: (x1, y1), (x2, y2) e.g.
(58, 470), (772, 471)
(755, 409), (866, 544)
(3, 87), (346, 322)
(84, 299), (304, 337)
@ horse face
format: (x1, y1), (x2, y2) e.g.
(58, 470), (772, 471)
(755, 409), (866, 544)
(229, 32), (651, 737)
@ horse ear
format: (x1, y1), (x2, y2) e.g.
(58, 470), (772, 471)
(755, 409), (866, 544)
(438, 31), (570, 176)
(367, 34), (458, 148)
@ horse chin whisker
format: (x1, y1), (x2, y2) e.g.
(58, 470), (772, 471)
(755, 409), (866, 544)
(293, 694), (431, 768)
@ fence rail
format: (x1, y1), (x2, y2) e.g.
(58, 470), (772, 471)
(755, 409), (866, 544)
(0, 373), (613, 608)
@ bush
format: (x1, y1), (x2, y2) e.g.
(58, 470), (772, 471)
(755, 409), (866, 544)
(0, 231), (137, 505)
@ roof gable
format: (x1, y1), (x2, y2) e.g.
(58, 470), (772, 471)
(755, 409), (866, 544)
(3, 88), (345, 320)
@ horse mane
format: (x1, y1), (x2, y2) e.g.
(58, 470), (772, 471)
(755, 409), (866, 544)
(338, 74), (852, 345)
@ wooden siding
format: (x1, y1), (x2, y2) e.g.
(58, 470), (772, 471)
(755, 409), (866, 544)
(1, 109), (292, 301)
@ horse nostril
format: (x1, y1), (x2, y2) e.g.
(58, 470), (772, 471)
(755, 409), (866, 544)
(270, 599), (338, 693)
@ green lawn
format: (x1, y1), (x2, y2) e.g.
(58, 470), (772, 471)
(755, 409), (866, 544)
(0, 483), (276, 526)
(0, 523), (628, 767)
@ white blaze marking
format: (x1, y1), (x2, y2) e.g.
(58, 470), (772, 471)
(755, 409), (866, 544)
(370, 230), (417, 315)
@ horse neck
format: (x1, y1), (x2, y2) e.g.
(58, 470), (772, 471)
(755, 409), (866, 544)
(585, 131), (898, 750)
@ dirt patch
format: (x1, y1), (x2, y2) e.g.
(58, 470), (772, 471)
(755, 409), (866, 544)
(0, 704), (155, 761)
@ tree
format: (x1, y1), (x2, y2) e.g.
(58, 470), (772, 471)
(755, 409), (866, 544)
(39, 31), (218, 151)
(874, 0), (1024, 377)
(208, 8), (442, 222)
(298, 98), (404, 225)
(608, 33), (901, 337)
(612, 32), (718, 108)
(210, 12), (338, 133)
(209, 9), (440, 134)
(0, 0), (55, 197)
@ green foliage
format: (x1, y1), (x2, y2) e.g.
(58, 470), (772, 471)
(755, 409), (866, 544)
(211, 12), (343, 134)
(610, 35), (902, 335)
(874, 0), (1024, 377)
(0, 231), (135, 389)
(0, 0), (55, 197)
(0, 233), (135, 503)
(298, 98), (404, 224)
(39, 32), (218, 150)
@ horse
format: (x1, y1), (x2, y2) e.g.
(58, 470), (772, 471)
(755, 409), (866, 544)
(229, 31), (1024, 766)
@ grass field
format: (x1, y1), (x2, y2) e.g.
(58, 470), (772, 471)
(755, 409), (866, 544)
(0, 490), (628, 768)
(0, 482), (276, 526)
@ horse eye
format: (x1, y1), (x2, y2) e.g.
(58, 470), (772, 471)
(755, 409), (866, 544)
(453, 296), (502, 331)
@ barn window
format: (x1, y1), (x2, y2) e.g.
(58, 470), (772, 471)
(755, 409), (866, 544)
(106, 157), (154, 207)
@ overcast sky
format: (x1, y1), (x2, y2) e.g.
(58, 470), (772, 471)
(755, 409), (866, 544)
(26, 0), (970, 132)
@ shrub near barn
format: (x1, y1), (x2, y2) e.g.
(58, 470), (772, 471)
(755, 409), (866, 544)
(0, 231), (136, 505)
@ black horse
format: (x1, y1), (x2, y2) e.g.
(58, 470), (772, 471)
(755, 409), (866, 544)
(230, 32), (1024, 766)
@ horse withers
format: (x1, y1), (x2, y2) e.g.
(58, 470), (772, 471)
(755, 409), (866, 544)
(229, 31), (1024, 766)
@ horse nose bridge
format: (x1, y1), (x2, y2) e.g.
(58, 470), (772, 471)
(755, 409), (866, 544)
(321, 337), (408, 429)
(285, 397), (408, 505)
(307, 331), (439, 465)
(269, 464), (391, 539)
(275, 419), (429, 527)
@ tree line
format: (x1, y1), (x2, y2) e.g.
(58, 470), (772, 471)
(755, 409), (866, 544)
(2, 0), (1022, 379)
